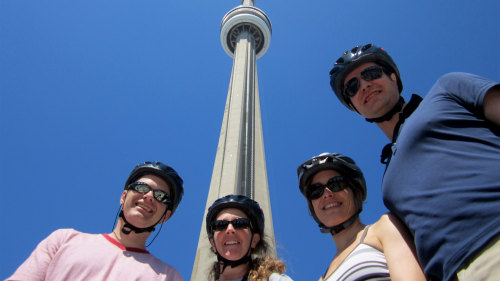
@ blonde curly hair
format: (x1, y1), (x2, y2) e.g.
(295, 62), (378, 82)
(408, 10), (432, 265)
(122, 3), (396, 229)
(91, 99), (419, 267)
(247, 256), (286, 280)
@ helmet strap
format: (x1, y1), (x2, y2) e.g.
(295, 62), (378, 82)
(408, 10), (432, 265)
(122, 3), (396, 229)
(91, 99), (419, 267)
(119, 209), (167, 235)
(319, 208), (362, 235)
(365, 96), (404, 123)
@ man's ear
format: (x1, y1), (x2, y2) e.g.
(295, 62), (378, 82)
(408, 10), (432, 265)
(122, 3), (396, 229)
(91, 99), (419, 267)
(120, 190), (128, 205)
(160, 210), (172, 223)
(390, 72), (397, 82)
(251, 233), (261, 248)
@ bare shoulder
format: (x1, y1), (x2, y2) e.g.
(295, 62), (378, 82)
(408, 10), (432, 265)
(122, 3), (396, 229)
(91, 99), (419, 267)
(367, 213), (411, 244)
(362, 215), (393, 250)
(371, 213), (396, 233)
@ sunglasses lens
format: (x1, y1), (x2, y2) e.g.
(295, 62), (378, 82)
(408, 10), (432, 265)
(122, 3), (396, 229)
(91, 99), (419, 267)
(361, 66), (383, 81)
(326, 177), (348, 192)
(212, 220), (230, 231)
(133, 184), (151, 194)
(306, 183), (326, 200)
(231, 218), (251, 230)
(153, 190), (170, 203)
(344, 77), (360, 98)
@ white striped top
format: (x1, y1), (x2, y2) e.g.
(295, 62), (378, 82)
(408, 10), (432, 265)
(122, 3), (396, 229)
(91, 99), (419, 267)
(322, 227), (390, 281)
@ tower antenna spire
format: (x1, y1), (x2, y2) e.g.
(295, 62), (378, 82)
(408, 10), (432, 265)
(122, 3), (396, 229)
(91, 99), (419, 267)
(242, 0), (254, 6)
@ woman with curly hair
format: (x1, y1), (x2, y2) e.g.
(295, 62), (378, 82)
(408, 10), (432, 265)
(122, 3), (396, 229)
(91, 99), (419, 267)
(205, 194), (293, 281)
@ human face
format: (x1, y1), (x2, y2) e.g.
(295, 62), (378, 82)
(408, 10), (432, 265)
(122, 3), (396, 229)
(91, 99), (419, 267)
(309, 170), (357, 227)
(210, 208), (260, 261)
(120, 174), (172, 228)
(344, 62), (400, 118)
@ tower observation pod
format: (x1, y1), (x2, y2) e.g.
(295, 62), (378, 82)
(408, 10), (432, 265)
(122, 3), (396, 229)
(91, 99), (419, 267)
(220, 0), (272, 59)
(190, 1), (275, 280)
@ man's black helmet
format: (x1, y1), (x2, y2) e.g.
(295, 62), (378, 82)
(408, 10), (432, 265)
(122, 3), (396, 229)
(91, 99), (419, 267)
(297, 153), (366, 202)
(329, 43), (403, 110)
(125, 161), (184, 215)
(206, 194), (265, 239)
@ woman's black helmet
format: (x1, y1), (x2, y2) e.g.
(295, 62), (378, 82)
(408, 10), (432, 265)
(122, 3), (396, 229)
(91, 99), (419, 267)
(329, 43), (403, 110)
(206, 194), (265, 239)
(125, 161), (184, 215)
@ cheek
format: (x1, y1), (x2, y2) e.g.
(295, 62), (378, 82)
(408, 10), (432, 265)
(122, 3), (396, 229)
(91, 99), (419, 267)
(236, 230), (251, 241)
(349, 94), (364, 110)
(310, 200), (322, 216)
(213, 232), (225, 248)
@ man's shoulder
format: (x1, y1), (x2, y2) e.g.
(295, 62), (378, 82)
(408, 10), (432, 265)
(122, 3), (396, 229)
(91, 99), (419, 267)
(43, 228), (103, 246)
(427, 72), (495, 97)
(49, 228), (92, 238)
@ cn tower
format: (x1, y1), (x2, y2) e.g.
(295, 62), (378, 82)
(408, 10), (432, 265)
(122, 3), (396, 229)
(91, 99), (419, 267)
(190, 0), (274, 279)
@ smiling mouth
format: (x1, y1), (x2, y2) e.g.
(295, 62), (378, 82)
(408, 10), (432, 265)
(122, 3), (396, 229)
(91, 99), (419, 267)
(324, 202), (341, 210)
(364, 90), (381, 104)
(224, 241), (239, 246)
(136, 203), (152, 213)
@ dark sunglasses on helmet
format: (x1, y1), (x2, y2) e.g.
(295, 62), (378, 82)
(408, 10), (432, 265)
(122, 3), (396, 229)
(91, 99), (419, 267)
(306, 176), (349, 200)
(343, 65), (386, 98)
(127, 182), (171, 205)
(211, 218), (252, 232)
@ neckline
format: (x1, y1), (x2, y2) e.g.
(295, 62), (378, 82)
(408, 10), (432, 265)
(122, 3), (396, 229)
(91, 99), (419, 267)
(102, 233), (150, 254)
(380, 94), (423, 164)
(321, 226), (371, 280)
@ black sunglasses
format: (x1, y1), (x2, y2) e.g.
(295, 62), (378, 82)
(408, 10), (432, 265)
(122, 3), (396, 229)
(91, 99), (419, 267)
(127, 182), (171, 205)
(306, 176), (349, 200)
(343, 65), (386, 98)
(211, 218), (252, 232)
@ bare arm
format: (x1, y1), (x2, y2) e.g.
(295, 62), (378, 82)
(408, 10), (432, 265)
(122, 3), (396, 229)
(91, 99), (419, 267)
(484, 85), (500, 126)
(371, 213), (426, 281)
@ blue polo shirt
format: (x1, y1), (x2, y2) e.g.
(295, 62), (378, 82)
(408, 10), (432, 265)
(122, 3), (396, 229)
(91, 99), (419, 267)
(382, 72), (500, 281)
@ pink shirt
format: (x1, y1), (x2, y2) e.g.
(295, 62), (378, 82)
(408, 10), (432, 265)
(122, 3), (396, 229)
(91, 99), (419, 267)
(8, 229), (182, 281)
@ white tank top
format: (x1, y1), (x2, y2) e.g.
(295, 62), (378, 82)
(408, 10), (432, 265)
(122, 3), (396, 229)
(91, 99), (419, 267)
(323, 226), (390, 281)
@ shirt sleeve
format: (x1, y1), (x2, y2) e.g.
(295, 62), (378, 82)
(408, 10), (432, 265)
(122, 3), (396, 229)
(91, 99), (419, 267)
(429, 72), (499, 117)
(7, 229), (73, 281)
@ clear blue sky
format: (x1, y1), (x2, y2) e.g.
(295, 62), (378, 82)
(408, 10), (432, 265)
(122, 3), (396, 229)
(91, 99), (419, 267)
(1, 0), (499, 280)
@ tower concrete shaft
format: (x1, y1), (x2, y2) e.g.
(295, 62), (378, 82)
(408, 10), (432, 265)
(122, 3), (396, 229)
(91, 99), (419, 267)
(190, 1), (273, 280)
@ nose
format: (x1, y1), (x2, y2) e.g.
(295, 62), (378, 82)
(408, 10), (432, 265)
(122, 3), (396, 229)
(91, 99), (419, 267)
(322, 186), (334, 198)
(142, 190), (155, 202)
(359, 78), (371, 93)
(225, 223), (236, 233)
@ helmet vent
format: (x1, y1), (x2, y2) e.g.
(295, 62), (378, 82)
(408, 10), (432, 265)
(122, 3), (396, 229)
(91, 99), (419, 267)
(362, 44), (372, 51)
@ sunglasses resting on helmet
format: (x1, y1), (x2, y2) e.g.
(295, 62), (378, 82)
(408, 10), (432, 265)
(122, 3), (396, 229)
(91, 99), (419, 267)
(306, 176), (349, 200)
(343, 65), (386, 98)
(211, 218), (252, 232)
(127, 182), (171, 205)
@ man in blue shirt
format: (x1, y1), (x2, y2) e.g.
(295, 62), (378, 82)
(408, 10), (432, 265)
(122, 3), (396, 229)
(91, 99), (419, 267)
(328, 43), (500, 281)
